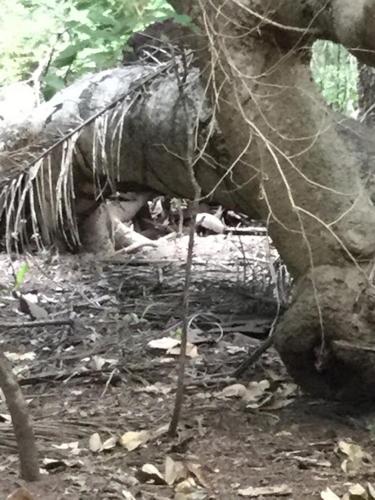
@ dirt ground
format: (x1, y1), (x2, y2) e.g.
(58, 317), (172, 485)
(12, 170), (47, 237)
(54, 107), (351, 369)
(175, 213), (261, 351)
(1, 235), (375, 500)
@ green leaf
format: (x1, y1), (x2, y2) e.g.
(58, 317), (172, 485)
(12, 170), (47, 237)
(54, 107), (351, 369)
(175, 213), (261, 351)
(172, 14), (193, 27)
(54, 44), (83, 68)
(172, 328), (182, 339)
(87, 10), (115, 27)
(75, 0), (92, 10)
(0, 0), (180, 88)
(86, 50), (112, 66)
(15, 262), (29, 290)
(43, 73), (66, 99)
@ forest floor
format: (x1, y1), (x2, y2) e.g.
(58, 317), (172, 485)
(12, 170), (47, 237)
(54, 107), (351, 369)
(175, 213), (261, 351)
(1, 234), (375, 500)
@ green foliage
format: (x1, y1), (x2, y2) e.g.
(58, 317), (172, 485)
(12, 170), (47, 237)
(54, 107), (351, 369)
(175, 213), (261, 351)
(0, 1), (62, 85)
(172, 328), (182, 339)
(0, 1), (359, 115)
(311, 41), (358, 115)
(0, 0), (175, 98)
(14, 262), (30, 290)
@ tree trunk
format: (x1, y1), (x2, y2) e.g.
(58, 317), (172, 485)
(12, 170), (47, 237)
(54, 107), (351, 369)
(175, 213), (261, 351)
(358, 63), (375, 125)
(3, 0), (375, 400)
(166, 0), (375, 400)
(0, 62), (234, 250)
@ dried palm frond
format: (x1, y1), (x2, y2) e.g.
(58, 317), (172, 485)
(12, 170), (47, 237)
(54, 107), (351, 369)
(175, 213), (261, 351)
(0, 55), (208, 252)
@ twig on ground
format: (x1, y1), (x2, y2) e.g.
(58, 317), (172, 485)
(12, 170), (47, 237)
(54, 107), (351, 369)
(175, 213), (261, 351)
(19, 368), (121, 386)
(100, 368), (118, 399)
(0, 319), (73, 329)
(233, 334), (274, 377)
(233, 251), (283, 377)
(185, 375), (236, 389)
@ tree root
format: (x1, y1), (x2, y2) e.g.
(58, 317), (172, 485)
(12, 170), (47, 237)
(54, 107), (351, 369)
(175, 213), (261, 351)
(274, 265), (375, 402)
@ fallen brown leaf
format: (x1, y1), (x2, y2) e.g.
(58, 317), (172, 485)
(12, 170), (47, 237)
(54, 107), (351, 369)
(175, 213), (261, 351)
(6, 488), (34, 500)
(164, 456), (188, 485)
(238, 484), (292, 497)
(320, 487), (341, 500)
(137, 463), (166, 485)
(120, 430), (150, 451)
(89, 432), (103, 452)
(120, 424), (168, 452)
(337, 440), (372, 477)
(344, 483), (367, 499)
